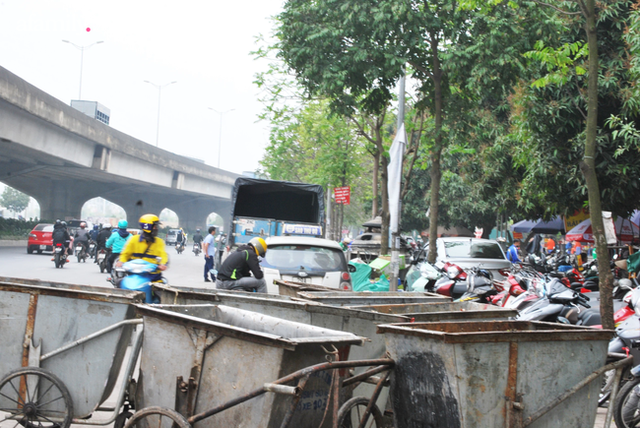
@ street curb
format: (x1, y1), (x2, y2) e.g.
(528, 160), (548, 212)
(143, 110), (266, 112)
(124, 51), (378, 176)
(0, 240), (27, 247)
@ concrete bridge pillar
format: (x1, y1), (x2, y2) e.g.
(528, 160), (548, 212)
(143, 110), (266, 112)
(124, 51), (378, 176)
(5, 178), (97, 221)
(106, 193), (167, 229)
(170, 198), (231, 233)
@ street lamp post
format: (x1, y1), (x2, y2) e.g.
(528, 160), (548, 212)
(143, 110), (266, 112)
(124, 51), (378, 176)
(208, 108), (235, 168)
(62, 40), (104, 100)
(145, 80), (177, 147)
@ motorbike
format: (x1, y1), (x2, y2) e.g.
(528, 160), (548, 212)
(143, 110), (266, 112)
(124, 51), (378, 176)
(491, 265), (545, 311)
(176, 240), (185, 254)
(432, 261), (469, 299)
(88, 240), (97, 258)
(515, 277), (598, 325)
(75, 241), (89, 263)
(193, 242), (202, 256)
(52, 242), (67, 268)
(455, 268), (497, 304)
(108, 259), (164, 303)
(97, 247), (111, 273)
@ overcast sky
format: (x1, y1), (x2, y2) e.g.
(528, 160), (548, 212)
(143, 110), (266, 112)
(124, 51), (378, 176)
(0, 0), (284, 175)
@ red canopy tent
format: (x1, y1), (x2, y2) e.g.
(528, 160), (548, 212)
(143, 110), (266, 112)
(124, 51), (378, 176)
(565, 216), (637, 243)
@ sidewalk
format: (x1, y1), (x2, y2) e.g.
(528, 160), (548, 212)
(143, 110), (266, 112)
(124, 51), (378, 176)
(595, 406), (616, 427)
(0, 239), (26, 247)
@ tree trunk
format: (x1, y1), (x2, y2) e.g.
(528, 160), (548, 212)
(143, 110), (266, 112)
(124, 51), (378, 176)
(581, 0), (614, 330)
(428, 39), (444, 264)
(372, 151), (380, 218)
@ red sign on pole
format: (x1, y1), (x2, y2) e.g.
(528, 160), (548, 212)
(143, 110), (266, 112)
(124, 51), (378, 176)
(334, 186), (351, 205)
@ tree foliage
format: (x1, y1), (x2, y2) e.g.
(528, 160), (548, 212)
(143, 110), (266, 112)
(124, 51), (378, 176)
(1, 187), (30, 214)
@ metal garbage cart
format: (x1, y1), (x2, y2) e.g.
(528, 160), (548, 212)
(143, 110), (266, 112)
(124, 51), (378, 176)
(378, 320), (614, 428)
(132, 304), (368, 428)
(276, 279), (348, 298)
(349, 300), (518, 321)
(0, 276), (145, 428)
(296, 290), (450, 306)
(152, 283), (410, 415)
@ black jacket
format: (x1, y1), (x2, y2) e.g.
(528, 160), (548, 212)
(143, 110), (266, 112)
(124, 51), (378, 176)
(217, 245), (263, 281)
(52, 224), (70, 244)
(97, 228), (112, 247)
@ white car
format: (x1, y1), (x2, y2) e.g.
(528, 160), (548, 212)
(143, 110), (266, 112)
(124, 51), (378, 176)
(261, 236), (353, 294)
(423, 237), (512, 280)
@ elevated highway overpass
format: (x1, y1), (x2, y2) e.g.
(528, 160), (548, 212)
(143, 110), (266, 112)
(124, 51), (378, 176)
(0, 65), (239, 230)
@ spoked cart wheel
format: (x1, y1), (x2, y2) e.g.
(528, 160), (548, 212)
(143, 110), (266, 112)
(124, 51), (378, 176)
(123, 407), (191, 428)
(0, 367), (74, 428)
(337, 396), (384, 428)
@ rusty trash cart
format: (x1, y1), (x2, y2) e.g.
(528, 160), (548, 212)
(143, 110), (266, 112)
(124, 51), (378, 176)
(378, 320), (625, 428)
(0, 277), (145, 428)
(125, 303), (393, 428)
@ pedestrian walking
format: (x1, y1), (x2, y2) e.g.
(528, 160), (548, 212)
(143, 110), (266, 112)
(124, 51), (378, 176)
(203, 226), (217, 282)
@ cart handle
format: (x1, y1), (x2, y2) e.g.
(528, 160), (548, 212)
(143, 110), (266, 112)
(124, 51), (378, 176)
(39, 319), (143, 362)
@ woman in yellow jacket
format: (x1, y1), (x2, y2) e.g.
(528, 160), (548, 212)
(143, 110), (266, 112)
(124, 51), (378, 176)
(116, 214), (168, 281)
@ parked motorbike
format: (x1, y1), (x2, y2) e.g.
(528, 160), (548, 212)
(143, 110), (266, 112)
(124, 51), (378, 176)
(97, 247), (111, 273)
(515, 277), (598, 325)
(193, 242), (202, 256)
(52, 242), (67, 268)
(433, 261), (469, 299)
(456, 268), (497, 304)
(108, 259), (163, 303)
(491, 265), (545, 311)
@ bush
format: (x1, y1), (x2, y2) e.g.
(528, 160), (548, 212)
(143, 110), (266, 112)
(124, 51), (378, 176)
(0, 218), (41, 240)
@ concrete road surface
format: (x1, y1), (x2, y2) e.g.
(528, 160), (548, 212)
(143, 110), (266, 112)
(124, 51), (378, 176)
(0, 241), (214, 289)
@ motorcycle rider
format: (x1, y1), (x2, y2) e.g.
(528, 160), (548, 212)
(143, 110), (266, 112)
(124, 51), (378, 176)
(116, 214), (168, 282)
(51, 220), (71, 261)
(192, 228), (204, 250)
(106, 220), (131, 273)
(94, 223), (113, 263)
(216, 237), (268, 293)
(73, 221), (91, 257)
(176, 228), (185, 251)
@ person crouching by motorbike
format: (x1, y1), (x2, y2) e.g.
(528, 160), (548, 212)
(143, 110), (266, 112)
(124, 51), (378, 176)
(115, 214), (168, 282)
(94, 223), (113, 263)
(215, 237), (268, 293)
(51, 220), (71, 261)
(106, 220), (132, 273)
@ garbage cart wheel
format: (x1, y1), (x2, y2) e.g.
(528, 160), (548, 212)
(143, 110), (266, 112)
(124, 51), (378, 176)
(337, 396), (384, 428)
(0, 367), (73, 428)
(124, 407), (191, 428)
(614, 377), (640, 428)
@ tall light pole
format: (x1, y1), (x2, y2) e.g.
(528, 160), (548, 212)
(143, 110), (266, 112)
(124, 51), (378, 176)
(208, 107), (235, 168)
(145, 80), (177, 147)
(62, 40), (103, 100)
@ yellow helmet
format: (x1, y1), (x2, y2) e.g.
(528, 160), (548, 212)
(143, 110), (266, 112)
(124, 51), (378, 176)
(249, 237), (267, 257)
(139, 214), (160, 235)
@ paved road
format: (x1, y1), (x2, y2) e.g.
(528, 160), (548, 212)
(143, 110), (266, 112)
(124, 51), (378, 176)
(0, 242), (214, 289)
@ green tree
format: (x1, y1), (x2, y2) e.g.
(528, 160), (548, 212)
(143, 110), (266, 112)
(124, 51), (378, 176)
(1, 186), (30, 215)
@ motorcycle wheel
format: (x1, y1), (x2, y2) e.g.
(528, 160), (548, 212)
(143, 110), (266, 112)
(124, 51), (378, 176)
(99, 261), (105, 273)
(54, 253), (61, 268)
(614, 377), (640, 428)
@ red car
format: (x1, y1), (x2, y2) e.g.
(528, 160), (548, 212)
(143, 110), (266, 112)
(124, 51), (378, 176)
(27, 223), (54, 254)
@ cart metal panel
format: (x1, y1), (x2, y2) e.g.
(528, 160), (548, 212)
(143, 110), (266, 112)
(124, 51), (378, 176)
(378, 320), (613, 428)
(296, 290), (450, 306)
(135, 304), (365, 428)
(0, 278), (144, 418)
(349, 301), (519, 321)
